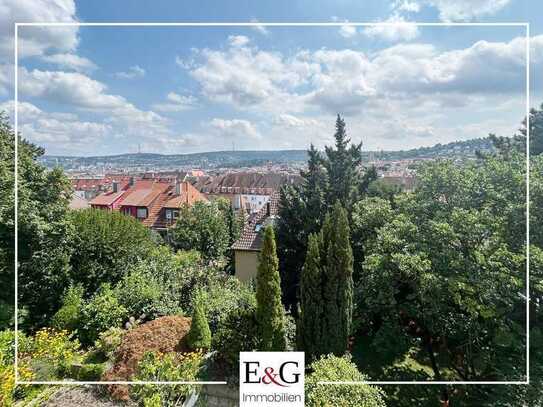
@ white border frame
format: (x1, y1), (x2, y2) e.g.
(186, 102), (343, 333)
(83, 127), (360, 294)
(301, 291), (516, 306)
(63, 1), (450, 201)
(13, 21), (530, 387)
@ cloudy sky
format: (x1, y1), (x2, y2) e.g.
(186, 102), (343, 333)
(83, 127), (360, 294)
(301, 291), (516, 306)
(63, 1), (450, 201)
(0, 0), (542, 155)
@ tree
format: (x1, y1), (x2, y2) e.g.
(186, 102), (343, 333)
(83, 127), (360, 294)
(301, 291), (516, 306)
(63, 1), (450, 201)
(298, 232), (324, 360)
(256, 225), (286, 351)
(216, 197), (244, 272)
(489, 103), (543, 157)
(170, 201), (229, 261)
(322, 203), (354, 356)
(277, 116), (374, 310)
(186, 293), (211, 350)
(324, 114), (364, 211)
(357, 156), (527, 385)
(0, 113), (73, 328)
(69, 208), (157, 296)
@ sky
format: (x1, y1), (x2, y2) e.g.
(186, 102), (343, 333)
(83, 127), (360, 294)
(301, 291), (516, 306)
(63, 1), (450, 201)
(0, 0), (542, 156)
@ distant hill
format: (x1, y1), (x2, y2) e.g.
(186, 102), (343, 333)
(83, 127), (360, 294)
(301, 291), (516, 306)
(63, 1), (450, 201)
(40, 137), (494, 170)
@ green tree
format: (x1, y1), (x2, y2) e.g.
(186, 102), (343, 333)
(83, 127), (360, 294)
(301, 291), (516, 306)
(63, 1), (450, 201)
(324, 114), (364, 211)
(216, 197), (244, 272)
(277, 116), (374, 310)
(69, 208), (157, 296)
(170, 201), (229, 260)
(256, 225), (286, 351)
(298, 232), (324, 360)
(0, 113), (73, 328)
(305, 354), (386, 407)
(322, 203), (354, 356)
(186, 293), (211, 350)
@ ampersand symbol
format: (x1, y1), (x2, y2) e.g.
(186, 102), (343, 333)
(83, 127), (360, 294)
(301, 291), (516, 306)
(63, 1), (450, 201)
(261, 367), (287, 387)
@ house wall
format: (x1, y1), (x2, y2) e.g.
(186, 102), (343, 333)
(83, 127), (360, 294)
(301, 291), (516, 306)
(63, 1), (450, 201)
(234, 250), (259, 282)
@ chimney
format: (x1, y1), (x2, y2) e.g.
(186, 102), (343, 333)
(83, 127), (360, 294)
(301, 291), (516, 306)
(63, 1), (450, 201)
(112, 181), (118, 193)
(129, 176), (134, 187)
(266, 201), (270, 217)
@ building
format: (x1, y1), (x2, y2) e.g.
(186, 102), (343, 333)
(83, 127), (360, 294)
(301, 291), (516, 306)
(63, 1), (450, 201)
(69, 194), (90, 210)
(231, 192), (280, 282)
(89, 178), (207, 232)
(89, 179), (130, 210)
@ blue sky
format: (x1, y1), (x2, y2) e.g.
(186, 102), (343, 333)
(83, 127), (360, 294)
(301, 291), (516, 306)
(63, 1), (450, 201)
(0, 0), (542, 155)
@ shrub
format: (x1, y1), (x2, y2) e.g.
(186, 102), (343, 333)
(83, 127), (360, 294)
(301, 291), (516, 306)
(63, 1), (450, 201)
(0, 330), (34, 406)
(196, 277), (255, 333)
(131, 351), (204, 405)
(51, 285), (84, 332)
(28, 328), (80, 380)
(79, 284), (128, 345)
(94, 327), (125, 360)
(306, 354), (386, 407)
(212, 295), (259, 372)
(68, 209), (157, 296)
(187, 295), (211, 351)
(71, 363), (106, 380)
(114, 270), (164, 320)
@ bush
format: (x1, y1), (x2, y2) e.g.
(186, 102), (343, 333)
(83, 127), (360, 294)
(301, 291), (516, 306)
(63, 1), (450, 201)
(114, 270), (165, 320)
(27, 328), (80, 380)
(94, 327), (125, 360)
(197, 278), (255, 333)
(79, 284), (128, 345)
(131, 351), (204, 405)
(70, 362), (106, 380)
(212, 295), (259, 372)
(187, 296), (211, 351)
(68, 209), (158, 296)
(51, 285), (84, 332)
(0, 330), (34, 406)
(306, 354), (386, 407)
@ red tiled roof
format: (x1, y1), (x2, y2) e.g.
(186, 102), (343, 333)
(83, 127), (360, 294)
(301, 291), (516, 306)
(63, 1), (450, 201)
(231, 192), (280, 251)
(89, 190), (125, 206)
(163, 182), (208, 208)
(120, 180), (170, 207)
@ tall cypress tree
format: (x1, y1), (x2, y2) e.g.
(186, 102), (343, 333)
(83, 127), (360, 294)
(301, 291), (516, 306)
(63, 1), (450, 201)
(298, 232), (324, 360)
(322, 203), (353, 356)
(256, 225), (287, 351)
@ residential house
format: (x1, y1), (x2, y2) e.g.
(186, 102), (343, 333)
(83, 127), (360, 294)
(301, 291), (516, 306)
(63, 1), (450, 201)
(231, 192), (279, 282)
(89, 179), (130, 210)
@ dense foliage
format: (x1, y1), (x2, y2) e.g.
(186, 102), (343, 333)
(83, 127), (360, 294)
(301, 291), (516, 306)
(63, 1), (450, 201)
(277, 115), (375, 309)
(186, 293), (211, 350)
(298, 203), (354, 359)
(170, 200), (229, 260)
(305, 354), (386, 407)
(256, 225), (287, 351)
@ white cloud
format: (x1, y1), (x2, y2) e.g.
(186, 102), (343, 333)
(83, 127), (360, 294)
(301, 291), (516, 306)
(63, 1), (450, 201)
(0, 100), (112, 154)
(208, 118), (261, 140)
(363, 15), (419, 42)
(190, 41), (319, 111)
(228, 35), (250, 47)
(41, 53), (97, 72)
(151, 92), (199, 112)
(339, 24), (357, 39)
(394, 0), (421, 13)
(0, 0), (79, 60)
(423, 0), (511, 21)
(114, 65), (145, 79)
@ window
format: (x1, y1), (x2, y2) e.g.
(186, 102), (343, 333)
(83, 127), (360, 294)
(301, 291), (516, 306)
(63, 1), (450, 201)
(172, 210), (179, 219)
(165, 209), (172, 220)
(136, 207), (147, 219)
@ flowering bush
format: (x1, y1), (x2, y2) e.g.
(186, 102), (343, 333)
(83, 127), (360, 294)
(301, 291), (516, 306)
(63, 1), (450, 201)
(0, 330), (34, 406)
(28, 328), (80, 379)
(131, 350), (204, 405)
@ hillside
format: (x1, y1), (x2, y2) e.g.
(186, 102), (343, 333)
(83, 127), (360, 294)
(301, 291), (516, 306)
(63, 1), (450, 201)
(40, 137), (494, 170)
